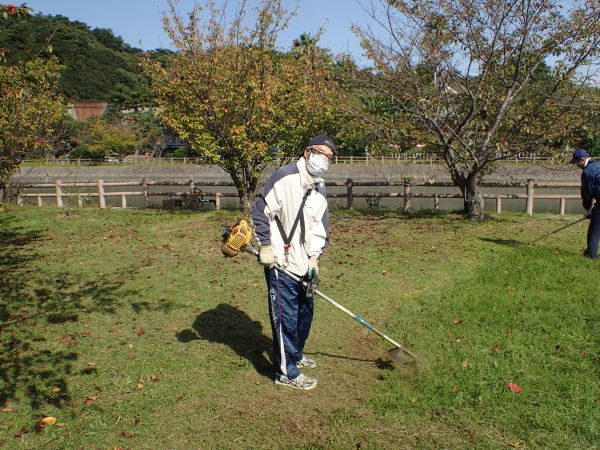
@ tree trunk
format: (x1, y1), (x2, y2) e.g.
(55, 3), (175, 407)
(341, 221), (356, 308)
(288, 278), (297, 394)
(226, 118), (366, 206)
(229, 168), (261, 214)
(239, 191), (253, 213)
(461, 176), (485, 220)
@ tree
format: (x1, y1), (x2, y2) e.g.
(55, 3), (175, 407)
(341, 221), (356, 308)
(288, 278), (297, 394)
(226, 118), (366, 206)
(144, 0), (343, 211)
(0, 5), (64, 201)
(70, 118), (139, 160)
(343, 0), (600, 219)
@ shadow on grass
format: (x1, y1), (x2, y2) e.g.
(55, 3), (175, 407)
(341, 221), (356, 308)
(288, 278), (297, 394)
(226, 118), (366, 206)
(331, 208), (465, 221)
(0, 213), (145, 409)
(176, 303), (273, 379)
(479, 237), (527, 247)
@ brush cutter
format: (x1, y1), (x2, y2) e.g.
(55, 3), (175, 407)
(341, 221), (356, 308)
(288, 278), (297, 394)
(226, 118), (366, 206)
(221, 220), (418, 364)
(528, 215), (589, 245)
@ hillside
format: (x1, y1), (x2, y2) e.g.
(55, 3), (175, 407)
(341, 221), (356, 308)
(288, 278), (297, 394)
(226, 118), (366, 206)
(0, 13), (154, 103)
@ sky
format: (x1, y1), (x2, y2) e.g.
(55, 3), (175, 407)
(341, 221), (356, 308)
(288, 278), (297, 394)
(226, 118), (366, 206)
(22, 0), (370, 61)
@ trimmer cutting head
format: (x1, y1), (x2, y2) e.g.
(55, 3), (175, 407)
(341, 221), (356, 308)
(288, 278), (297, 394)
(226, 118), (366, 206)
(388, 347), (408, 364)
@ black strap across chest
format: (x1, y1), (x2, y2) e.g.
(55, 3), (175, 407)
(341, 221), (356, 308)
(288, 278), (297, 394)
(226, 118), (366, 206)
(275, 185), (314, 252)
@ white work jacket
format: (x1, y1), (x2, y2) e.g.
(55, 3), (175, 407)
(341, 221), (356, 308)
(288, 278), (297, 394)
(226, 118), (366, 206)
(251, 157), (330, 276)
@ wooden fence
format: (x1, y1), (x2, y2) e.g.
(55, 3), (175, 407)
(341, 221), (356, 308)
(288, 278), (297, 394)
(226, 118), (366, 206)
(16, 178), (582, 215)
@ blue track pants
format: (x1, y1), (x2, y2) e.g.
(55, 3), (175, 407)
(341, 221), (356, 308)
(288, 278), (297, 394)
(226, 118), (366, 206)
(585, 203), (600, 259)
(264, 267), (314, 379)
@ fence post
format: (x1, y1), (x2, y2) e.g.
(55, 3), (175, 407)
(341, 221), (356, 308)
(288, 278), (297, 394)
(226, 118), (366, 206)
(37, 195), (43, 207)
(55, 180), (63, 207)
(434, 195), (440, 211)
(215, 192), (221, 210)
(559, 198), (566, 216)
(496, 196), (502, 214)
(17, 192), (23, 206)
(142, 178), (150, 207)
(350, 155), (353, 165)
(526, 179), (534, 215)
(98, 178), (106, 209)
(121, 194), (127, 208)
(78, 194), (83, 208)
(403, 179), (412, 211)
(346, 178), (354, 210)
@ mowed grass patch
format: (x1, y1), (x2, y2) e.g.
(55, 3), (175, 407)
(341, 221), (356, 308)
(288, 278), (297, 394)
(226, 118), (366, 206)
(0, 206), (597, 448)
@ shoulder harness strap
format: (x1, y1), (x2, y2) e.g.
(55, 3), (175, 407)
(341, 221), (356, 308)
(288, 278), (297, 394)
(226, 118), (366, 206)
(275, 184), (315, 254)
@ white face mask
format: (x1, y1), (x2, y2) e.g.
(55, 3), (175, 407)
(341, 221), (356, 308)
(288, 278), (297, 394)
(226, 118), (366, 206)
(306, 153), (329, 175)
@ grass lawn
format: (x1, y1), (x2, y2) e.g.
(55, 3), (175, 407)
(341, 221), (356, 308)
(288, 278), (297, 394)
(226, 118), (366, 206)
(0, 206), (598, 448)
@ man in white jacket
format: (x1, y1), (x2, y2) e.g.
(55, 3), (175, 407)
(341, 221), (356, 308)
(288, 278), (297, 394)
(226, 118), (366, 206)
(251, 135), (335, 390)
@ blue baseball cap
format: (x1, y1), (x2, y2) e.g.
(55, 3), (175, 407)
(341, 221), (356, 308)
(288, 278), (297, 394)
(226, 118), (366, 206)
(571, 149), (589, 163)
(308, 134), (337, 154)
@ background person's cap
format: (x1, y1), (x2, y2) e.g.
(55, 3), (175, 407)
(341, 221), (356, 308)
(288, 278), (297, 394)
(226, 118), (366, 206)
(571, 149), (589, 163)
(308, 134), (337, 154)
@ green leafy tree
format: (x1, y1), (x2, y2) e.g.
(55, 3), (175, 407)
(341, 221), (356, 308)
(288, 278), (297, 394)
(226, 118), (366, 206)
(71, 118), (139, 160)
(127, 110), (168, 156)
(343, 0), (600, 219)
(0, 4), (64, 201)
(145, 0), (343, 210)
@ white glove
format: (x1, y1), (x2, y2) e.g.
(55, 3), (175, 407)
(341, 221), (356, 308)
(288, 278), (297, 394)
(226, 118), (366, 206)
(259, 245), (274, 268)
(307, 257), (319, 278)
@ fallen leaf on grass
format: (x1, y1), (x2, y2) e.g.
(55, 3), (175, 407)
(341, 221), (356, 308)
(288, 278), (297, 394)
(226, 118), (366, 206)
(85, 395), (99, 406)
(149, 375), (160, 382)
(128, 355), (137, 360)
(505, 383), (522, 393)
(136, 329), (145, 336)
(120, 431), (135, 438)
(461, 361), (469, 368)
(134, 417), (140, 425)
(136, 384), (143, 390)
(51, 387), (61, 392)
(39, 417), (57, 427)
(493, 347), (500, 353)
(509, 442), (523, 448)
(81, 331), (92, 337)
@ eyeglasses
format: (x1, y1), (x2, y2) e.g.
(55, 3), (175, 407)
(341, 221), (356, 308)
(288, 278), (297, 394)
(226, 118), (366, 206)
(308, 147), (334, 161)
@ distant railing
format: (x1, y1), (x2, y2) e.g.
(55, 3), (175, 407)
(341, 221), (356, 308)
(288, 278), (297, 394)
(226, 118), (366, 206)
(22, 151), (570, 166)
(14, 178), (581, 215)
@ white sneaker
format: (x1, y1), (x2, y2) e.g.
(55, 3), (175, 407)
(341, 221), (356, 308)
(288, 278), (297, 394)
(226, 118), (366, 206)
(275, 373), (317, 390)
(296, 355), (317, 368)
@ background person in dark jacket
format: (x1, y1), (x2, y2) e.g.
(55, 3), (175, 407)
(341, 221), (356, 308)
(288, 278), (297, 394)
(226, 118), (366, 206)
(572, 149), (600, 259)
